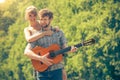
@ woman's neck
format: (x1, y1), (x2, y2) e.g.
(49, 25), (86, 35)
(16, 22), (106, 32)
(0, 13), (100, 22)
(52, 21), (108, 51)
(29, 21), (41, 30)
(30, 21), (37, 27)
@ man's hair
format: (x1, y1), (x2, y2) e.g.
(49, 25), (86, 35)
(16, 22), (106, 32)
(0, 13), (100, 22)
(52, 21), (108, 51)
(38, 8), (53, 19)
(25, 5), (37, 20)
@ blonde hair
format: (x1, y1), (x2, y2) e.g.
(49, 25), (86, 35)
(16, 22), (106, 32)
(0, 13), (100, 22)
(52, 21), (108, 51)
(25, 5), (37, 20)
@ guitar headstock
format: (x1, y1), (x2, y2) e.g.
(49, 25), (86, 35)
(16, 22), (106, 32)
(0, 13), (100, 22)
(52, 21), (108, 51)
(83, 38), (95, 46)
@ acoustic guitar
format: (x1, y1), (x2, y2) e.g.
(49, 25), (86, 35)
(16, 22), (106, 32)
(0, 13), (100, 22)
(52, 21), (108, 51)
(31, 38), (95, 72)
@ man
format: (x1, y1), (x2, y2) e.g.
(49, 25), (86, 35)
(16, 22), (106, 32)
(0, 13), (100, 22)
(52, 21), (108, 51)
(24, 8), (76, 80)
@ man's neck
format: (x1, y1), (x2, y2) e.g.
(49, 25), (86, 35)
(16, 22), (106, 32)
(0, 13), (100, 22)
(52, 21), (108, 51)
(43, 25), (52, 31)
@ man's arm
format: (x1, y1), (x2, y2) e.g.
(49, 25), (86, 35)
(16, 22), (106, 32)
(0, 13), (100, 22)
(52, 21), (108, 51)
(59, 31), (77, 53)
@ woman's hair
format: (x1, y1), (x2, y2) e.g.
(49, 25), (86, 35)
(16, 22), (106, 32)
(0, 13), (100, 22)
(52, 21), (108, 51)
(25, 5), (37, 20)
(38, 8), (53, 19)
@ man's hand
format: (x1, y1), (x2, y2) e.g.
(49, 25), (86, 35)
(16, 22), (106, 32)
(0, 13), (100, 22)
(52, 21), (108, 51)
(70, 46), (77, 52)
(40, 52), (53, 66)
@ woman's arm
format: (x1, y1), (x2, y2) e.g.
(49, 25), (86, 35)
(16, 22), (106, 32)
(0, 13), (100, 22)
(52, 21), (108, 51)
(24, 28), (53, 42)
(24, 26), (60, 42)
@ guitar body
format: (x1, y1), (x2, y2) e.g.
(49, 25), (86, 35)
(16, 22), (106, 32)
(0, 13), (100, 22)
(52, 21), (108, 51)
(31, 44), (63, 72)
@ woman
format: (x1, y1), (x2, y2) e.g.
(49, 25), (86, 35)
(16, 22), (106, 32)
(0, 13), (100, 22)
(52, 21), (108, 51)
(24, 6), (54, 42)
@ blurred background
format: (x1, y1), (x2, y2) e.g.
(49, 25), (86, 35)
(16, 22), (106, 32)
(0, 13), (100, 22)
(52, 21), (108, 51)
(0, 0), (120, 80)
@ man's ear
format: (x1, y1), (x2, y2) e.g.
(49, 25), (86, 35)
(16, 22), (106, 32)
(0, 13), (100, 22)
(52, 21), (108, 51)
(50, 18), (53, 22)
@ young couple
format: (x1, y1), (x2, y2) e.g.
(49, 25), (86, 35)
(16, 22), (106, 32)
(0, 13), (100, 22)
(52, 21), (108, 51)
(24, 5), (77, 80)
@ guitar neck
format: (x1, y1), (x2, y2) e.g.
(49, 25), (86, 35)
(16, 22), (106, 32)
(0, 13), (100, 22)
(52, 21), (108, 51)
(54, 43), (83, 55)
(49, 38), (95, 58)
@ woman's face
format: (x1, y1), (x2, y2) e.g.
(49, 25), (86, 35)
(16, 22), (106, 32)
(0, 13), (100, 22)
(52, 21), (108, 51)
(26, 12), (37, 22)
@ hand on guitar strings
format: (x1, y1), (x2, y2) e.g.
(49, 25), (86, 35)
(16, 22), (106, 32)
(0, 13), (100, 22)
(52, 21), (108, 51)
(40, 52), (53, 66)
(70, 46), (77, 53)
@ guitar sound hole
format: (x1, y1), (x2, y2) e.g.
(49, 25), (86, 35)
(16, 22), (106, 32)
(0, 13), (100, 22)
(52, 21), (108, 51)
(38, 52), (41, 55)
(49, 50), (56, 58)
(40, 62), (43, 64)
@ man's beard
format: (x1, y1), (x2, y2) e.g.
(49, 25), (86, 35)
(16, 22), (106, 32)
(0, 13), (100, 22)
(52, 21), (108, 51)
(43, 24), (49, 28)
(42, 22), (50, 28)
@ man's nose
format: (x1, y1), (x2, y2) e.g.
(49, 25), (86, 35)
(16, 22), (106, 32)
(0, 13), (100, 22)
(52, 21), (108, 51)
(40, 20), (44, 23)
(42, 21), (46, 24)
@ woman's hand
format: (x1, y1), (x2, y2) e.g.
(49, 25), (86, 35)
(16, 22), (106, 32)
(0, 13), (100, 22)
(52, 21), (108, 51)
(44, 30), (54, 36)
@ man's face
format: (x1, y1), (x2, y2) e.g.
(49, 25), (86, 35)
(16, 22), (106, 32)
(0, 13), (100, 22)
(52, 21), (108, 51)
(39, 16), (51, 28)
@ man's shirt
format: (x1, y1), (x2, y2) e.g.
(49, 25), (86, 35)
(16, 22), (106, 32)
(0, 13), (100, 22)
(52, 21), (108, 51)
(27, 28), (67, 71)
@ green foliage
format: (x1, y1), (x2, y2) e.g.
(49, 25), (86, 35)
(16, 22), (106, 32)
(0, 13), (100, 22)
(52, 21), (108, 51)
(0, 0), (120, 80)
